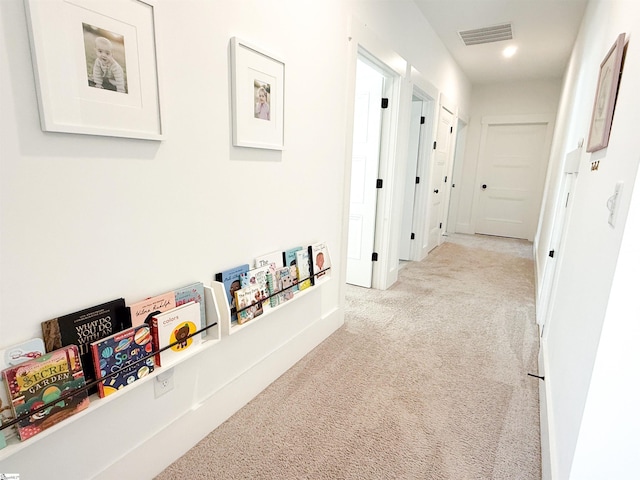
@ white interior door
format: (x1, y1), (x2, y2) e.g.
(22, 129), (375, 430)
(475, 118), (552, 240)
(426, 106), (454, 252)
(346, 58), (384, 287)
(399, 98), (423, 260)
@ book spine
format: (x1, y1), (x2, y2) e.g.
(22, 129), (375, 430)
(90, 343), (105, 398)
(308, 245), (315, 286)
(150, 317), (162, 367)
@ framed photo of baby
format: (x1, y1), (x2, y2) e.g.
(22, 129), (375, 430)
(24, 0), (163, 140)
(231, 37), (285, 150)
(82, 23), (128, 95)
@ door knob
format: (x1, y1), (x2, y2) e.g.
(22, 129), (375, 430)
(482, 184), (487, 189)
(434, 189), (439, 194)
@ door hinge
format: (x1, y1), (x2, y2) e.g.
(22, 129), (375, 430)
(411, 233), (415, 240)
(420, 116), (425, 124)
(381, 98), (389, 109)
(444, 176), (447, 183)
(372, 252), (379, 261)
(450, 126), (453, 134)
(439, 222), (443, 229)
(549, 250), (555, 258)
(376, 178), (383, 189)
(433, 141), (437, 150)
(415, 176), (420, 184)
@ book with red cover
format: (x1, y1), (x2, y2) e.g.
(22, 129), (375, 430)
(1, 345), (90, 441)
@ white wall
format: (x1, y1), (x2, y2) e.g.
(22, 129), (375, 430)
(536, 1), (640, 478)
(0, 1), (469, 478)
(453, 79), (562, 234)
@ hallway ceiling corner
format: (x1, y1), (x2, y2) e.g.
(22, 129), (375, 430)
(413, 0), (589, 85)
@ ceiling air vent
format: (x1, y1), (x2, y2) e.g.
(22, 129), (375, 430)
(458, 23), (513, 46)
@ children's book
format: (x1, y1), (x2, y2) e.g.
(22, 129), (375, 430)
(41, 298), (130, 394)
(281, 266), (297, 300)
(2, 345), (90, 441)
(240, 264), (272, 311)
(174, 282), (207, 337)
(0, 338), (47, 445)
(282, 246), (303, 268)
(234, 284), (264, 325)
(150, 301), (201, 367)
(90, 324), (155, 398)
(295, 248), (312, 291)
(129, 291), (176, 327)
(310, 242), (332, 284)
(254, 251), (284, 269)
(130, 282), (207, 335)
(215, 264), (250, 322)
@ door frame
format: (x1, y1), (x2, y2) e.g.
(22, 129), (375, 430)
(470, 114), (554, 240)
(404, 83), (437, 261)
(341, 18), (408, 291)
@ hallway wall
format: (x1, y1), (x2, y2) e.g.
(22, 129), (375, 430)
(536, 0), (640, 478)
(0, 1), (469, 477)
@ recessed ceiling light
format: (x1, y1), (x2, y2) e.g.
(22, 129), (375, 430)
(503, 46), (518, 58)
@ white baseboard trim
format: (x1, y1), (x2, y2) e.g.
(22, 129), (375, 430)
(539, 341), (557, 480)
(93, 308), (344, 479)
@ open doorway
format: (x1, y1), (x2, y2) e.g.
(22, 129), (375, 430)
(346, 53), (396, 288)
(399, 91), (435, 261)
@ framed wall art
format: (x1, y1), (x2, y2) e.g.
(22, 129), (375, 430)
(24, 0), (164, 140)
(230, 37), (284, 150)
(586, 32), (626, 153)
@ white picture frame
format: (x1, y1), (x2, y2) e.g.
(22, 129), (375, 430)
(230, 37), (284, 150)
(24, 0), (164, 140)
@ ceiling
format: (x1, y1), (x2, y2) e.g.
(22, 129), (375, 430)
(413, 0), (589, 85)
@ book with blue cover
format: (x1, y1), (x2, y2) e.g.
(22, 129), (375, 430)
(215, 264), (250, 322)
(90, 324), (155, 398)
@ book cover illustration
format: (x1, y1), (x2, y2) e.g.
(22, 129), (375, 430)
(295, 248), (312, 291)
(234, 284), (264, 325)
(174, 282), (207, 337)
(280, 266), (297, 301)
(310, 242), (332, 283)
(129, 291), (176, 328)
(40, 298), (130, 394)
(283, 247), (302, 293)
(254, 250), (284, 269)
(0, 338), (46, 444)
(215, 264), (250, 322)
(90, 324), (155, 398)
(2, 345), (90, 441)
(282, 246), (303, 268)
(150, 301), (201, 367)
(240, 264), (272, 312)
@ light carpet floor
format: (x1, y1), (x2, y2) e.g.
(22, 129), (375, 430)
(156, 233), (541, 479)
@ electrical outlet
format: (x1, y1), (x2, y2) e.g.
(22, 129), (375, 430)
(154, 368), (174, 398)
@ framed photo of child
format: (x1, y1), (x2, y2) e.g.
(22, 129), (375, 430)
(24, 0), (163, 140)
(230, 37), (285, 150)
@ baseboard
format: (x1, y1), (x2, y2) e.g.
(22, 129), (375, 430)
(92, 308), (344, 479)
(539, 341), (556, 480)
(455, 222), (474, 235)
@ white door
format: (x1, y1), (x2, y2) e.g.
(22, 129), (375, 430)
(426, 106), (454, 252)
(399, 99), (423, 260)
(475, 119), (552, 240)
(346, 58), (384, 287)
(536, 148), (581, 326)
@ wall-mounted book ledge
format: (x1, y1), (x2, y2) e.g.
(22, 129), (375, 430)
(0, 241), (331, 461)
(0, 286), (222, 461)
